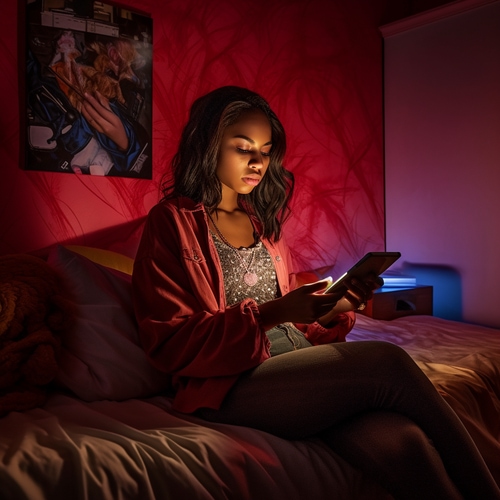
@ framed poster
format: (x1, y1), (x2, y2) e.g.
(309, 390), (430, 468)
(24, 0), (152, 178)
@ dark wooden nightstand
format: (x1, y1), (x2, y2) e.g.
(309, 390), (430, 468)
(358, 285), (433, 320)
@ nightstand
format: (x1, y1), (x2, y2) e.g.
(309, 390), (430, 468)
(358, 285), (433, 320)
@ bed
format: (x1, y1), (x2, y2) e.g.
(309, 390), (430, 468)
(1, 221), (499, 500)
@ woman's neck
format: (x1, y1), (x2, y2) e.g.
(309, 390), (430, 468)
(215, 202), (241, 215)
(208, 205), (255, 248)
(216, 185), (240, 214)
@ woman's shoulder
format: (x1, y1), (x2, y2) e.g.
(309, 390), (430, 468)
(143, 198), (207, 239)
(138, 197), (206, 254)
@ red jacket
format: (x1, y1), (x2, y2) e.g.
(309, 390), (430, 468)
(132, 197), (354, 413)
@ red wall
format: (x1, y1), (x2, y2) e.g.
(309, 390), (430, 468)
(1, 0), (391, 274)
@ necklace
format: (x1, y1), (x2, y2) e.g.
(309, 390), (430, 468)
(207, 211), (259, 287)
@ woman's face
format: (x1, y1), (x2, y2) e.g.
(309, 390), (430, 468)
(216, 108), (272, 197)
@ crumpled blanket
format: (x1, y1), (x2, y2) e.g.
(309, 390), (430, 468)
(0, 254), (71, 416)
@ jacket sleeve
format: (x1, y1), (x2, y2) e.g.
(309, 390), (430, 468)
(132, 204), (270, 382)
(301, 314), (355, 345)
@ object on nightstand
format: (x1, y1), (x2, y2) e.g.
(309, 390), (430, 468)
(380, 270), (417, 288)
(359, 285), (433, 320)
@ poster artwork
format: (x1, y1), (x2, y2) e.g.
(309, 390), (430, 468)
(25, 0), (152, 178)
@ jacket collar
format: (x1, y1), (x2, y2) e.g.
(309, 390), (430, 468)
(167, 196), (204, 212)
(169, 196), (265, 236)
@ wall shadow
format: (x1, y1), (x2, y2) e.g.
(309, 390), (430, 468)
(401, 262), (463, 321)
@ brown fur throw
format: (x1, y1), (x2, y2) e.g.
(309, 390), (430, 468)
(0, 254), (71, 416)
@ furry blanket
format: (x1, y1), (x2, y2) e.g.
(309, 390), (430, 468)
(0, 254), (70, 416)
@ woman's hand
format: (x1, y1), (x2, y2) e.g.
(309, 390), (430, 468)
(318, 274), (383, 326)
(258, 279), (341, 329)
(258, 274), (383, 330)
(81, 91), (129, 151)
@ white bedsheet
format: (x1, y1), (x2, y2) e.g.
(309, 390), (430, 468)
(0, 394), (386, 500)
(350, 314), (500, 365)
(1, 315), (499, 500)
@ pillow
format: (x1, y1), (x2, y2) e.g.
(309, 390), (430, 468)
(64, 245), (134, 275)
(47, 245), (168, 401)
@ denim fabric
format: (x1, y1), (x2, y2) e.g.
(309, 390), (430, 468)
(266, 323), (312, 356)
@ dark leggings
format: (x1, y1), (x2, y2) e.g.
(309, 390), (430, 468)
(199, 341), (500, 499)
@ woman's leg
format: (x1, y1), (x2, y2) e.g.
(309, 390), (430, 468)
(200, 341), (499, 499)
(322, 411), (461, 499)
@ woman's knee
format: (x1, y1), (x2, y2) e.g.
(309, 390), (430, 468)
(361, 340), (411, 363)
(324, 411), (463, 500)
(375, 413), (437, 464)
(331, 411), (430, 454)
(341, 340), (419, 377)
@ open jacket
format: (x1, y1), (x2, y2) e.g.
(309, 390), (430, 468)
(132, 197), (355, 413)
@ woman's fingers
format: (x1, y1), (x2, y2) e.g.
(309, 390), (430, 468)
(344, 274), (383, 309)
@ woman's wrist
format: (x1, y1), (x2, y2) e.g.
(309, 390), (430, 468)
(318, 297), (355, 327)
(257, 298), (286, 331)
(317, 311), (339, 328)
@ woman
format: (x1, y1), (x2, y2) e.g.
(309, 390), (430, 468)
(132, 86), (499, 499)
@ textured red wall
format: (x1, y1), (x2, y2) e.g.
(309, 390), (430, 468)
(0, 0), (389, 274)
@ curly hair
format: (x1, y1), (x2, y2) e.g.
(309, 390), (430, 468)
(161, 86), (294, 241)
